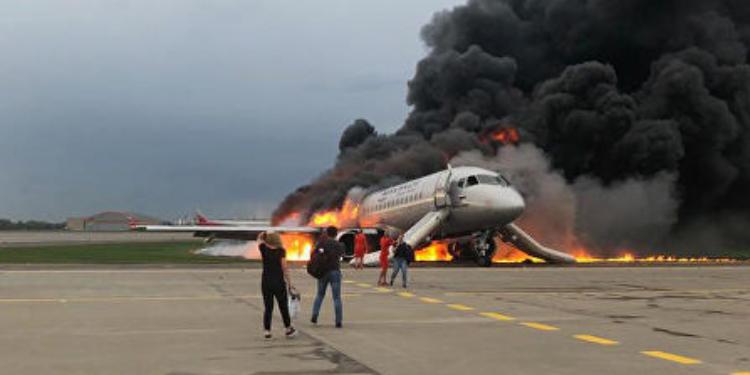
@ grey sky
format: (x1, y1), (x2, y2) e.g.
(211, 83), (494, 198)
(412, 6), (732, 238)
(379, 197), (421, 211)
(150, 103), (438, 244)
(0, 0), (463, 221)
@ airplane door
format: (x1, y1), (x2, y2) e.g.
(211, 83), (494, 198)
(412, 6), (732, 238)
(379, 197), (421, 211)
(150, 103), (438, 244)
(433, 170), (452, 208)
(449, 178), (467, 206)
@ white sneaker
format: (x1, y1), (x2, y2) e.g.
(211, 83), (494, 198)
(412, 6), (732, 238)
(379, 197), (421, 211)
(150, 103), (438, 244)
(285, 327), (298, 339)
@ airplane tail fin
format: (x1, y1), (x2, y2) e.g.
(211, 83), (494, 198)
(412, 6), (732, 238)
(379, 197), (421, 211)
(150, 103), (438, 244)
(127, 216), (138, 230)
(195, 210), (209, 225)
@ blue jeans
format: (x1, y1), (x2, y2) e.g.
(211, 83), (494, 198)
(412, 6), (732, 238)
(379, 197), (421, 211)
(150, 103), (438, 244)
(311, 270), (342, 325)
(390, 257), (408, 287)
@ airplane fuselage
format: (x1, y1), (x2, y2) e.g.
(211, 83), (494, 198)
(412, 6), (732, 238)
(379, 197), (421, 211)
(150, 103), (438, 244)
(357, 166), (525, 239)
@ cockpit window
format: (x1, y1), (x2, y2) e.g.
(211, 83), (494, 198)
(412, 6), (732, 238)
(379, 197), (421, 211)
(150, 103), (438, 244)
(466, 175), (479, 187)
(477, 175), (500, 185)
(475, 174), (511, 187)
(498, 174), (511, 186)
(457, 178), (465, 188)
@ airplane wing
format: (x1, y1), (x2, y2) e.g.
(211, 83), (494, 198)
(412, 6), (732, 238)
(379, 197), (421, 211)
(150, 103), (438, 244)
(133, 224), (321, 241)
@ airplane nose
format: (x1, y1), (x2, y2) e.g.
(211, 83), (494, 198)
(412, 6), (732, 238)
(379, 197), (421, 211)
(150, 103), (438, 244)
(506, 188), (525, 219)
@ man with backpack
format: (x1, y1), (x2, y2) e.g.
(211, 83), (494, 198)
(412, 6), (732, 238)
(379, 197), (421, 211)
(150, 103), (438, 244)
(309, 226), (345, 328)
(390, 234), (414, 289)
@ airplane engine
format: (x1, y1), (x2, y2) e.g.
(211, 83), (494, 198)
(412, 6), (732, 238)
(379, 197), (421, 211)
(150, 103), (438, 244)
(337, 229), (381, 259)
(337, 230), (356, 258)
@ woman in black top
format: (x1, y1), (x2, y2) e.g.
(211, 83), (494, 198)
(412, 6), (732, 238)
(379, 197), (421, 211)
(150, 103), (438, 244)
(258, 231), (297, 339)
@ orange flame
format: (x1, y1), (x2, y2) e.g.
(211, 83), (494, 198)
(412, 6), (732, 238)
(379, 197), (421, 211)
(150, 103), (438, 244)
(414, 241), (453, 261)
(409, 239), (739, 264)
(574, 252), (737, 263)
(546, 247), (737, 263)
(493, 241), (544, 263)
(277, 199), (360, 262)
(309, 199), (360, 227)
(490, 128), (520, 144)
(279, 233), (314, 261)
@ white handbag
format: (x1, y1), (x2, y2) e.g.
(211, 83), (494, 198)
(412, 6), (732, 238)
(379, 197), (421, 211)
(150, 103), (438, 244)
(288, 287), (301, 320)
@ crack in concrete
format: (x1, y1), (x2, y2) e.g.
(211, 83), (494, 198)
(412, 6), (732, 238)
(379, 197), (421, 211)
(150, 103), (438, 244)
(652, 327), (700, 338)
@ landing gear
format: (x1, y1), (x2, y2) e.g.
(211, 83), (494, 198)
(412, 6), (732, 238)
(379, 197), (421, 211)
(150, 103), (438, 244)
(474, 231), (496, 267)
(476, 255), (492, 267)
(448, 231), (497, 266)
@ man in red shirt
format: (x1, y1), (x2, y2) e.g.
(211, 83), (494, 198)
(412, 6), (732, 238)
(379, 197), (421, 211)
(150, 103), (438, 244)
(377, 234), (394, 286)
(353, 230), (368, 270)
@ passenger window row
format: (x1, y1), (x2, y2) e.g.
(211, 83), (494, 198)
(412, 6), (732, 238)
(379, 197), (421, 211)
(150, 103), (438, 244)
(364, 191), (425, 215)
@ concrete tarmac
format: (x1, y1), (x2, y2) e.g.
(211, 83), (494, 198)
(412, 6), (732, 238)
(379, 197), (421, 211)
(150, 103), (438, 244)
(1, 265), (749, 375)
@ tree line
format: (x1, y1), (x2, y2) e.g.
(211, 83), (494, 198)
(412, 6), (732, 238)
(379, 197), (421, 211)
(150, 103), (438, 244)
(0, 219), (65, 231)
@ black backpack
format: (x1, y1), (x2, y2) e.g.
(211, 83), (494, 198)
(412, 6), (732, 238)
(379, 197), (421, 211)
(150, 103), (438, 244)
(406, 245), (415, 263)
(306, 248), (328, 279)
(395, 242), (413, 261)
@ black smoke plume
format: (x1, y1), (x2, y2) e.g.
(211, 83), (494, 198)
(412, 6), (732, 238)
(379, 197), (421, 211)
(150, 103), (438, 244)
(274, 0), (750, 255)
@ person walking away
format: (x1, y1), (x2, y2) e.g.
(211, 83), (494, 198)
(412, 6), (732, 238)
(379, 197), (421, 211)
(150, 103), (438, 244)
(377, 233), (394, 286)
(352, 230), (368, 270)
(311, 226), (345, 327)
(390, 235), (412, 288)
(258, 231), (297, 339)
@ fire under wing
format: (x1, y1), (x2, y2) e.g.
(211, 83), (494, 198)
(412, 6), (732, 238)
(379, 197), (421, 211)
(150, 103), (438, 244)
(133, 224), (321, 242)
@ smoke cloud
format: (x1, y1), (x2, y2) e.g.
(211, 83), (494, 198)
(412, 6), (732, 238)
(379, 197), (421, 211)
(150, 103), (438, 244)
(452, 146), (679, 256)
(197, 241), (259, 259)
(274, 0), (750, 255)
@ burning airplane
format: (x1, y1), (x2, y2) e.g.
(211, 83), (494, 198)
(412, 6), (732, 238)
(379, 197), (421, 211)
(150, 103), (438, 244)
(143, 0), (750, 261)
(271, 0), (750, 259)
(135, 165), (575, 265)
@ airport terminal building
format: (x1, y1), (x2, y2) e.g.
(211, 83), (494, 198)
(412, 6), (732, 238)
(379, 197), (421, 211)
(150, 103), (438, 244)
(65, 211), (162, 231)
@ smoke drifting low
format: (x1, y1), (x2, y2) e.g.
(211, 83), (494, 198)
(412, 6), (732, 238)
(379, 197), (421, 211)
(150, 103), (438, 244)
(274, 0), (750, 255)
(197, 241), (259, 259)
(452, 146), (679, 255)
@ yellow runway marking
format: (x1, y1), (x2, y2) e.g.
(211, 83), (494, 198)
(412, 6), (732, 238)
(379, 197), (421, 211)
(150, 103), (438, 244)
(343, 280), (355, 284)
(479, 312), (515, 321)
(573, 334), (619, 345)
(398, 292), (415, 298)
(520, 322), (560, 331)
(375, 287), (392, 293)
(641, 351), (702, 365)
(446, 304), (474, 311)
(419, 297), (444, 304)
(731, 372), (750, 375)
(356, 283), (371, 288)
